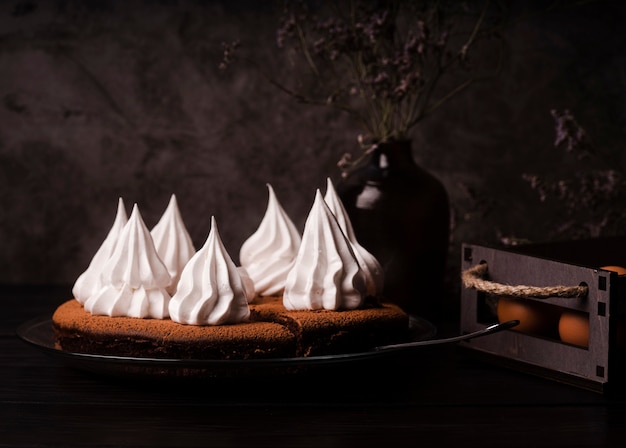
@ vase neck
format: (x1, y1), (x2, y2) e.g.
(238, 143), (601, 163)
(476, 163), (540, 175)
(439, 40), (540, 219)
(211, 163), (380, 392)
(373, 140), (415, 170)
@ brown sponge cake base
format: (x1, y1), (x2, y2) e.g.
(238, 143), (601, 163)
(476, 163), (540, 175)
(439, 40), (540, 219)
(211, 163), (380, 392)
(250, 296), (409, 357)
(52, 297), (409, 360)
(52, 300), (296, 360)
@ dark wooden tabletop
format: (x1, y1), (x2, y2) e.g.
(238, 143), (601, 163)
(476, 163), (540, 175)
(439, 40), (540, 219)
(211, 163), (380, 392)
(3, 284), (626, 448)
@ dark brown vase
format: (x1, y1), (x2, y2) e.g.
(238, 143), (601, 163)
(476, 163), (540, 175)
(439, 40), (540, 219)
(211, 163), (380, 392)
(336, 140), (450, 323)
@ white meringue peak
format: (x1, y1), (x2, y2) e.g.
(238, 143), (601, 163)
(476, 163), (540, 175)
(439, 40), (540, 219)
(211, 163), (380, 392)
(151, 194), (196, 295)
(324, 177), (384, 297)
(84, 204), (172, 319)
(283, 190), (367, 311)
(169, 217), (251, 325)
(237, 266), (257, 303)
(72, 197), (128, 304)
(239, 184), (301, 296)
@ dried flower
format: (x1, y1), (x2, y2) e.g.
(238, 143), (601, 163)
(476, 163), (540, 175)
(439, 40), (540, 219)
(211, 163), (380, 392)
(222, 0), (503, 171)
(523, 110), (626, 238)
(219, 40), (240, 71)
(551, 109), (593, 159)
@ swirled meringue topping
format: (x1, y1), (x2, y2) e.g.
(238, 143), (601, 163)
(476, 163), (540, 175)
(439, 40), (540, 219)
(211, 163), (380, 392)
(324, 178), (384, 297)
(84, 204), (172, 319)
(239, 184), (301, 297)
(151, 194), (196, 295)
(237, 267), (257, 303)
(73, 198), (128, 305)
(283, 190), (367, 311)
(169, 217), (251, 325)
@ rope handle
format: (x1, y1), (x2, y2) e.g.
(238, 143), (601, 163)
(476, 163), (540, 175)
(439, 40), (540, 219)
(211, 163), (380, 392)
(461, 262), (588, 299)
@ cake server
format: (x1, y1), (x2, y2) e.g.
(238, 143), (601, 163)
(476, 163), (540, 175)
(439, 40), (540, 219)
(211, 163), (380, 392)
(374, 319), (519, 351)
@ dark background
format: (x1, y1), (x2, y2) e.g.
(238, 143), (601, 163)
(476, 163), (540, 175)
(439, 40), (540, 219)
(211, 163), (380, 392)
(1, 0), (625, 316)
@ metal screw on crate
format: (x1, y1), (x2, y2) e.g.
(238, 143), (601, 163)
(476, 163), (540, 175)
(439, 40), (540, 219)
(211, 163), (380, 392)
(461, 262), (589, 299)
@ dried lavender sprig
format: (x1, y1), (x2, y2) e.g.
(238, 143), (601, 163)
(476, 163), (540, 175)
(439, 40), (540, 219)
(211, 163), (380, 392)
(523, 110), (626, 239)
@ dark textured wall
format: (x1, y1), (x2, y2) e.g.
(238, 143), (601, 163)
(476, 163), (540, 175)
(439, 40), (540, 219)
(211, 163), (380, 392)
(2, 1), (625, 308)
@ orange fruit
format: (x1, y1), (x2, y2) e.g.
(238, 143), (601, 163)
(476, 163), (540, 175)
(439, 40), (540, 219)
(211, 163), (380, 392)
(558, 310), (589, 348)
(600, 265), (626, 275)
(497, 297), (558, 336)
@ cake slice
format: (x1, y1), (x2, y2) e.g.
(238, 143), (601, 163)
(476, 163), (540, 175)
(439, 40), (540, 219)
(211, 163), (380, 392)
(250, 296), (409, 357)
(53, 300), (297, 360)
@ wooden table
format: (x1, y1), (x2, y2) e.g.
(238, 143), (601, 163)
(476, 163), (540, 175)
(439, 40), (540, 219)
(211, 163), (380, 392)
(3, 284), (626, 447)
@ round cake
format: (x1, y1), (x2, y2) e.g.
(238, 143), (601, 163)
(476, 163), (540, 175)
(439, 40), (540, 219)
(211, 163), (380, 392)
(52, 298), (409, 359)
(58, 182), (413, 361)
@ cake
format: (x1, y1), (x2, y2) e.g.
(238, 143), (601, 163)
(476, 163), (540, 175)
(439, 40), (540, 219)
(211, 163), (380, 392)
(52, 297), (407, 359)
(52, 182), (411, 360)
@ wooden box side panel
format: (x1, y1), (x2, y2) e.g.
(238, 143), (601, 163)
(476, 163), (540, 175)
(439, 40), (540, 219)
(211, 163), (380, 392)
(459, 244), (612, 386)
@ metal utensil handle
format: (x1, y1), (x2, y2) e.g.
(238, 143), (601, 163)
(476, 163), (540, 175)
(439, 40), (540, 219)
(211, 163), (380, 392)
(375, 319), (520, 351)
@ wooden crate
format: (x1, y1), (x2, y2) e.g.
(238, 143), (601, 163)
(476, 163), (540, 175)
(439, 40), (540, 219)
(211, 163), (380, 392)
(459, 237), (626, 393)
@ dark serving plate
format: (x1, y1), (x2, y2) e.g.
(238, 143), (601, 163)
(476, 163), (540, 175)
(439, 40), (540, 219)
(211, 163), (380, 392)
(17, 315), (437, 380)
